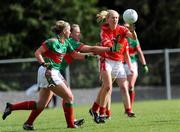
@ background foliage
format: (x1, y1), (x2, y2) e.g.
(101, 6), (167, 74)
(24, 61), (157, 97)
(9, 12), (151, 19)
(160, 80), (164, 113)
(0, 0), (180, 90)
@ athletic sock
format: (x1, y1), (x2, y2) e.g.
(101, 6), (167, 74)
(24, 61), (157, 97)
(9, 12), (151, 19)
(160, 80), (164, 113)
(62, 100), (74, 128)
(105, 109), (111, 117)
(99, 107), (106, 116)
(129, 90), (135, 108)
(125, 108), (132, 113)
(92, 102), (100, 113)
(11, 101), (37, 110)
(25, 109), (43, 125)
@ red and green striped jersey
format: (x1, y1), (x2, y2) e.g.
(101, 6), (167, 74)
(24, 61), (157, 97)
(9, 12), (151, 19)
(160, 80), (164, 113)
(127, 37), (140, 62)
(59, 38), (84, 70)
(42, 35), (75, 70)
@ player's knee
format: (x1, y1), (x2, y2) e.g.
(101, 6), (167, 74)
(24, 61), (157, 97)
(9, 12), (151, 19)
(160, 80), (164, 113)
(129, 86), (134, 91)
(104, 85), (112, 92)
(120, 85), (128, 94)
(65, 93), (74, 102)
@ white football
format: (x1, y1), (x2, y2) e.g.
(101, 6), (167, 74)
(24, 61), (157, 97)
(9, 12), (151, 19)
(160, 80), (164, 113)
(123, 9), (138, 24)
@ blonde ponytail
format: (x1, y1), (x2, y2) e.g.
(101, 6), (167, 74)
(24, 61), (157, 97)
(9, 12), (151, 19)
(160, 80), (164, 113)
(96, 10), (108, 24)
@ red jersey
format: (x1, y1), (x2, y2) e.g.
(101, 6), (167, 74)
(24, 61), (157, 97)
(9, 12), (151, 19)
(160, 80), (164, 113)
(100, 23), (129, 61)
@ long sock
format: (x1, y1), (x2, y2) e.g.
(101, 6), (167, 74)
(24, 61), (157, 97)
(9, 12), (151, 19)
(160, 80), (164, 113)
(125, 108), (132, 113)
(129, 91), (135, 108)
(105, 109), (111, 117)
(99, 107), (106, 116)
(92, 102), (100, 113)
(24, 109), (43, 125)
(62, 100), (74, 128)
(11, 101), (37, 110)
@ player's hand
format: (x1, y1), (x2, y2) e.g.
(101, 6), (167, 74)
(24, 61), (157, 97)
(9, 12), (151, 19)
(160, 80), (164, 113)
(41, 62), (50, 68)
(111, 34), (121, 52)
(129, 24), (136, 32)
(110, 43), (121, 52)
(142, 64), (149, 74)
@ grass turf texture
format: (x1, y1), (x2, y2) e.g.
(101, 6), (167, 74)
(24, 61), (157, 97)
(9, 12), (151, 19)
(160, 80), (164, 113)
(0, 99), (180, 132)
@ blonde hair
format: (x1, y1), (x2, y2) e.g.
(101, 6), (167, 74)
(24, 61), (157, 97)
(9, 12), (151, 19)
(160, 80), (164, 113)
(52, 20), (70, 34)
(96, 10), (119, 24)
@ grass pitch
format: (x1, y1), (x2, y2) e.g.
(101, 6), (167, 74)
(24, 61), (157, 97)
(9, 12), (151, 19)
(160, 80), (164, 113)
(0, 99), (180, 132)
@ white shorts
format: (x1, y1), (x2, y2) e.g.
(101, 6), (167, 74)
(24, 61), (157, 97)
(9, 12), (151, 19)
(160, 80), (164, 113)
(37, 66), (64, 88)
(100, 59), (127, 78)
(124, 62), (138, 76)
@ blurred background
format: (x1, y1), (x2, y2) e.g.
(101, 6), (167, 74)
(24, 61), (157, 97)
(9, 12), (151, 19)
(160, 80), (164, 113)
(0, 0), (180, 107)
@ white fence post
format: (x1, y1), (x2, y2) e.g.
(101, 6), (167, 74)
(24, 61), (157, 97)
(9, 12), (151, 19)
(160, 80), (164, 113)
(164, 49), (171, 100)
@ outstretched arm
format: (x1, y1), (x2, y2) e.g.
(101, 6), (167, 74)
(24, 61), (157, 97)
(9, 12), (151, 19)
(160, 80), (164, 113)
(80, 45), (111, 54)
(71, 51), (96, 60)
(136, 45), (149, 74)
(136, 45), (147, 65)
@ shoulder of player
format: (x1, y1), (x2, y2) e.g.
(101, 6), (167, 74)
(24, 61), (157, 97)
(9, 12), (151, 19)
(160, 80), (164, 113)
(117, 24), (127, 30)
(45, 37), (58, 44)
(66, 38), (74, 43)
(101, 23), (109, 30)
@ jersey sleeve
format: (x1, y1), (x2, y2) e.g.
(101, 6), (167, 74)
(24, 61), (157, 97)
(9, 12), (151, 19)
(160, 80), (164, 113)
(68, 38), (82, 50)
(42, 39), (56, 50)
(66, 41), (76, 57)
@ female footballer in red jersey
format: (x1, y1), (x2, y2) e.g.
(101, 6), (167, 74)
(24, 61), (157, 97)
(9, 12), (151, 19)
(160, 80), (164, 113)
(89, 10), (137, 123)
(2, 20), (102, 129)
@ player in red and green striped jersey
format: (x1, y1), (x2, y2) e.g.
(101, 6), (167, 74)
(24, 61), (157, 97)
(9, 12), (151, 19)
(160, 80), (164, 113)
(123, 23), (149, 110)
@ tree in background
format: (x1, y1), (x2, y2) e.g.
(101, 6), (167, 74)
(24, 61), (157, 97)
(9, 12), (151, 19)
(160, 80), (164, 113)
(0, 0), (99, 59)
(0, 0), (180, 89)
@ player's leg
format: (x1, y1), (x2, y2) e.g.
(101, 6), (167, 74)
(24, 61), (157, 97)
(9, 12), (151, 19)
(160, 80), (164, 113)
(89, 85), (102, 117)
(116, 78), (135, 117)
(2, 100), (37, 120)
(23, 89), (54, 130)
(105, 77), (116, 119)
(127, 62), (138, 108)
(127, 74), (137, 108)
(105, 91), (112, 119)
(98, 70), (112, 123)
(61, 76), (85, 127)
(49, 82), (77, 128)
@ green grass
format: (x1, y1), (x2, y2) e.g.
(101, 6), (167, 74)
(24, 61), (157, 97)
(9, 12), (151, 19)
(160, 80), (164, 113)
(0, 99), (180, 132)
